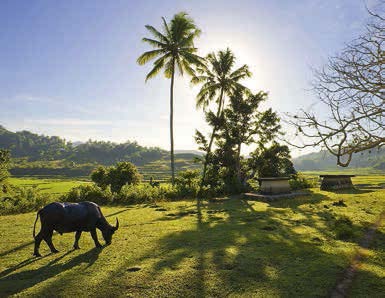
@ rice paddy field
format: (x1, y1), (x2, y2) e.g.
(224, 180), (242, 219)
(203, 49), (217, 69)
(7, 177), (91, 197)
(0, 174), (384, 297)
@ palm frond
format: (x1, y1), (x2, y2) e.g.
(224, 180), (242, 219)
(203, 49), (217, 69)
(163, 58), (175, 79)
(180, 51), (205, 68)
(161, 17), (171, 37)
(181, 58), (196, 77)
(145, 25), (169, 43)
(137, 49), (165, 65)
(232, 82), (251, 95)
(145, 55), (169, 81)
(170, 12), (199, 42)
(175, 55), (184, 76)
(142, 38), (167, 48)
(230, 64), (252, 80)
(191, 74), (210, 84)
(179, 31), (201, 47)
(196, 82), (221, 108)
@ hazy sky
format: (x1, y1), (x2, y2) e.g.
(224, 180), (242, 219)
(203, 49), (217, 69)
(0, 0), (381, 155)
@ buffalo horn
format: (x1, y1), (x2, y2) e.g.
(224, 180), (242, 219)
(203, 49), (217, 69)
(114, 217), (119, 230)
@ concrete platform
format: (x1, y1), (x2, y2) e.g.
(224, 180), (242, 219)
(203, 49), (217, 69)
(320, 175), (355, 190)
(257, 177), (291, 195)
(243, 191), (310, 201)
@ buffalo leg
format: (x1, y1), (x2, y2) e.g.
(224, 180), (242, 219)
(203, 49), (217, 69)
(33, 231), (44, 257)
(44, 230), (59, 253)
(90, 229), (102, 248)
(73, 231), (82, 249)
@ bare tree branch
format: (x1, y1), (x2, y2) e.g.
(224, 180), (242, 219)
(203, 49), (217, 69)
(289, 8), (385, 167)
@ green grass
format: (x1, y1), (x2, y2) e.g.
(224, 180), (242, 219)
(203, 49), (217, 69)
(8, 177), (91, 197)
(0, 177), (384, 297)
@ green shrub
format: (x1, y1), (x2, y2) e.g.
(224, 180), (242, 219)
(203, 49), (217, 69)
(0, 186), (51, 215)
(174, 170), (200, 197)
(0, 149), (10, 185)
(116, 183), (178, 204)
(62, 184), (113, 205)
(91, 162), (141, 193)
(289, 174), (316, 190)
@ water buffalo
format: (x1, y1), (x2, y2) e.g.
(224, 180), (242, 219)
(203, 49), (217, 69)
(33, 201), (119, 257)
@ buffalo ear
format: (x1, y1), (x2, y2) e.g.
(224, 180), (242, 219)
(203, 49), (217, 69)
(114, 217), (119, 231)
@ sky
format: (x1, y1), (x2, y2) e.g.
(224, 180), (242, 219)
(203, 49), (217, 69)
(0, 0), (381, 156)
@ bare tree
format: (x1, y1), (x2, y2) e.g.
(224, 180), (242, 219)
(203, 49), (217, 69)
(290, 7), (385, 167)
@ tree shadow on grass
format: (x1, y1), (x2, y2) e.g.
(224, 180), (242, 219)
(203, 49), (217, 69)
(0, 247), (103, 296)
(120, 196), (354, 296)
(13, 194), (380, 297)
(264, 190), (329, 209)
(105, 207), (132, 218)
(323, 188), (375, 195)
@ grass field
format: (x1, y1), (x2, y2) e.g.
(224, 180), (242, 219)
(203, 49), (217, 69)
(0, 176), (384, 297)
(7, 177), (91, 197)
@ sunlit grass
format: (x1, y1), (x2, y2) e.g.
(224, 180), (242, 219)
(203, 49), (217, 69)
(8, 177), (91, 197)
(0, 179), (384, 296)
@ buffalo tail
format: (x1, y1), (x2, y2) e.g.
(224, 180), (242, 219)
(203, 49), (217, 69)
(33, 210), (40, 239)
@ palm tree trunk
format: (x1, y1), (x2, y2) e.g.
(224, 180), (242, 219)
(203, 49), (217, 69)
(199, 88), (225, 191)
(170, 61), (175, 185)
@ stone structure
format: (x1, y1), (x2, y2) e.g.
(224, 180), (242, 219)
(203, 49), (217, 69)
(320, 175), (355, 190)
(258, 177), (291, 195)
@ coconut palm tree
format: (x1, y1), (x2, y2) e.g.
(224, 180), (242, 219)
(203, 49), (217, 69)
(191, 48), (252, 187)
(137, 12), (203, 185)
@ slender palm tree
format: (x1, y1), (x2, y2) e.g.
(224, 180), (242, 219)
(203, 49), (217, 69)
(191, 48), (251, 187)
(137, 12), (203, 185)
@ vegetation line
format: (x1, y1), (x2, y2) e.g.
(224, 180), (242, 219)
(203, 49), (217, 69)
(330, 211), (385, 298)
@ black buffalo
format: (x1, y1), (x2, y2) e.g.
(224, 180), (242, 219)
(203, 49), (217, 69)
(33, 201), (119, 257)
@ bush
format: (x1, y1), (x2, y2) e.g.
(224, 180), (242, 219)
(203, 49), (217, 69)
(289, 174), (316, 190)
(91, 162), (141, 192)
(0, 186), (51, 215)
(62, 184), (113, 205)
(116, 183), (178, 204)
(0, 149), (10, 185)
(174, 170), (200, 197)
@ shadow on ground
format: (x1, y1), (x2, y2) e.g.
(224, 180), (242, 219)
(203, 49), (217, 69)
(0, 191), (381, 297)
(0, 247), (103, 296)
(86, 192), (370, 297)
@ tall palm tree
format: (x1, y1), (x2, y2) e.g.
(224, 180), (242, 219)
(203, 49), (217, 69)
(191, 48), (251, 187)
(137, 12), (203, 185)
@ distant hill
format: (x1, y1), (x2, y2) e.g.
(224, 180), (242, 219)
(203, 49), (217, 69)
(0, 125), (167, 165)
(175, 150), (204, 156)
(0, 126), (201, 179)
(293, 148), (385, 171)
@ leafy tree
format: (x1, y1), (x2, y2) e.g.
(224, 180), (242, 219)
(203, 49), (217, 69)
(192, 49), (251, 187)
(91, 162), (141, 193)
(223, 90), (281, 181)
(196, 88), (284, 193)
(137, 12), (204, 184)
(90, 166), (110, 189)
(0, 149), (10, 185)
(247, 143), (296, 178)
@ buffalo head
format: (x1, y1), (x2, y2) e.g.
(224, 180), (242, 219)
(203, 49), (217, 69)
(101, 217), (119, 245)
